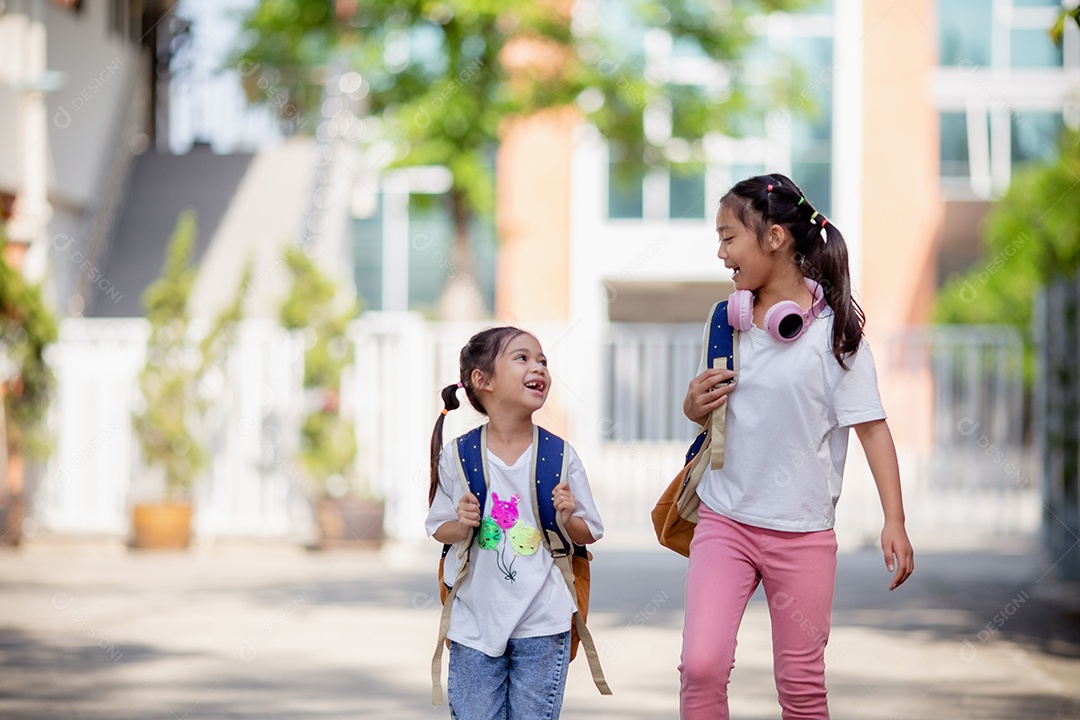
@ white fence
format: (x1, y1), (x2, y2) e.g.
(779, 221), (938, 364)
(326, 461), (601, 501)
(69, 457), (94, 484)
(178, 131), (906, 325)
(29, 315), (1040, 548)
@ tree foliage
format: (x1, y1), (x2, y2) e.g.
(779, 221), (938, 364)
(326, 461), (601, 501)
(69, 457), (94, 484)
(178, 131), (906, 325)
(0, 226), (58, 462)
(233, 0), (808, 313)
(935, 129), (1080, 333)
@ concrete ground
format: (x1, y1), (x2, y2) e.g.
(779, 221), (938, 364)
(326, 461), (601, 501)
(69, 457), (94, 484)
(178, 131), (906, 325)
(1, 534), (1078, 720)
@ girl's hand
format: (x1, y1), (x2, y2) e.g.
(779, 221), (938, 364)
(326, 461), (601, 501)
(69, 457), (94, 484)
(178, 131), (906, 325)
(457, 492), (481, 533)
(881, 520), (914, 590)
(683, 367), (736, 426)
(552, 481), (576, 525)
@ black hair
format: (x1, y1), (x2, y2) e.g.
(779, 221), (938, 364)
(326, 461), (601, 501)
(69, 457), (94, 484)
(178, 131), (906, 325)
(428, 326), (530, 506)
(720, 173), (865, 368)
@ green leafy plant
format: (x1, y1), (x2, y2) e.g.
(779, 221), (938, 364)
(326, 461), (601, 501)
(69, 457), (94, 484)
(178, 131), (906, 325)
(279, 247), (363, 498)
(133, 211), (250, 501)
(0, 225), (58, 467)
(934, 129), (1080, 381)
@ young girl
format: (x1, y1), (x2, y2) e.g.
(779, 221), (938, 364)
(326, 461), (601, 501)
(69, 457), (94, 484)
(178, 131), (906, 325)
(426, 326), (604, 720)
(679, 174), (914, 719)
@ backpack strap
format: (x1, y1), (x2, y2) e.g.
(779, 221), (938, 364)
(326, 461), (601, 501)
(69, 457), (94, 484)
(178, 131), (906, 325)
(532, 426), (611, 696)
(707, 299), (735, 372)
(704, 300), (737, 470)
(431, 426), (487, 706)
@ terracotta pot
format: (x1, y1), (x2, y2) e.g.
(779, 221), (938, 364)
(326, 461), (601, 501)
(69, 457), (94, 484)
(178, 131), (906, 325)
(131, 503), (193, 550)
(315, 498), (384, 550)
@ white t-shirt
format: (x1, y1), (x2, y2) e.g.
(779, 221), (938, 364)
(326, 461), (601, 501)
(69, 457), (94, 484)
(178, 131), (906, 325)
(425, 434), (604, 657)
(696, 307), (886, 532)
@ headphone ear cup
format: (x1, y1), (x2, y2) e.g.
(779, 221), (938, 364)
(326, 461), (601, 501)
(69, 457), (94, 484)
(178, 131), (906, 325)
(727, 290), (754, 331)
(765, 300), (807, 342)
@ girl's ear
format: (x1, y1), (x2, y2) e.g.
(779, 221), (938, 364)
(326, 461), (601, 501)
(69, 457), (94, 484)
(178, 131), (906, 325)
(471, 367), (491, 391)
(766, 223), (789, 252)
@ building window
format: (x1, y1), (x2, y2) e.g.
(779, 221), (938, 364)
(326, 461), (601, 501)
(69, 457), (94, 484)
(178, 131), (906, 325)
(1011, 111), (1064, 164)
(669, 168), (706, 220)
(940, 112), (971, 178)
(351, 197), (384, 312)
(603, 5), (836, 221)
(1010, 28), (1064, 67)
(938, 0), (993, 67)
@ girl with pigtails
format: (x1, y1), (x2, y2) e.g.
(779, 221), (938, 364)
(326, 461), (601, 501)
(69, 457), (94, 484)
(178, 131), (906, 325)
(425, 327), (604, 720)
(679, 174), (914, 719)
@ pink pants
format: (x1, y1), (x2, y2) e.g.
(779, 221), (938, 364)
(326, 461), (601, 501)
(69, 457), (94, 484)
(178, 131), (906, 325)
(680, 506), (837, 720)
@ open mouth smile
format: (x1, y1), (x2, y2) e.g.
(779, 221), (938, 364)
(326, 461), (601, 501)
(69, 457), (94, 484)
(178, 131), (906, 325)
(525, 379), (546, 395)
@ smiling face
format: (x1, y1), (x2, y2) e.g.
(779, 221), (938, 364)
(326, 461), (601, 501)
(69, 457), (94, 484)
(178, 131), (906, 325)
(472, 332), (550, 417)
(715, 202), (786, 293)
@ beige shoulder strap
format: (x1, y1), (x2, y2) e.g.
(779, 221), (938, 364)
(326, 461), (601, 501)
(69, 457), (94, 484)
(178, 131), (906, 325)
(430, 427), (486, 706)
(709, 328), (739, 470)
(537, 431), (611, 696)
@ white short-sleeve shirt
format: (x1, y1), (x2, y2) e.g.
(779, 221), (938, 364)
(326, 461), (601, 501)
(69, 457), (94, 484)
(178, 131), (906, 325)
(696, 307), (886, 532)
(425, 434), (603, 657)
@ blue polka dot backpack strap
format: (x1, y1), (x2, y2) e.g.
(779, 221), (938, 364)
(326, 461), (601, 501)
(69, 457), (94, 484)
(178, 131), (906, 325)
(533, 425), (611, 695)
(651, 299), (737, 557)
(431, 425), (487, 706)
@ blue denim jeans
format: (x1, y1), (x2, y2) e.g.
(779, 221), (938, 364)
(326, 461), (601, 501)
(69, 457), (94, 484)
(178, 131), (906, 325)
(447, 631), (571, 720)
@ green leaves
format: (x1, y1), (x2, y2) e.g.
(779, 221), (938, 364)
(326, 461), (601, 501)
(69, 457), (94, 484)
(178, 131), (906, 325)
(934, 130), (1080, 383)
(279, 246), (364, 496)
(0, 226), (58, 461)
(134, 212), (249, 500)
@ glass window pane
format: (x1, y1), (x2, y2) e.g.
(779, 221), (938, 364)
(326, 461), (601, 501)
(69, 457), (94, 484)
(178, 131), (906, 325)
(1012, 0), (1059, 7)
(791, 162), (832, 218)
(609, 151), (645, 219)
(940, 112), (970, 177)
(670, 168), (706, 219)
(938, 0), (992, 67)
(407, 196), (452, 312)
(1010, 28), (1064, 67)
(1011, 111), (1064, 164)
(351, 198), (383, 311)
(789, 36), (834, 144)
(406, 195), (495, 314)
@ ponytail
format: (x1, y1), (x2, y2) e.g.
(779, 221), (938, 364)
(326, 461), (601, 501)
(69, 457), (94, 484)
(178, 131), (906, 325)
(809, 221), (865, 369)
(722, 173), (865, 368)
(429, 383), (463, 506)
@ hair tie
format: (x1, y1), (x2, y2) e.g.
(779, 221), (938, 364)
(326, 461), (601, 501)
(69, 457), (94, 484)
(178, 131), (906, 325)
(457, 382), (464, 389)
(797, 197), (805, 206)
(810, 211), (820, 223)
(821, 218), (828, 228)
(767, 184), (774, 193)
(440, 408), (449, 416)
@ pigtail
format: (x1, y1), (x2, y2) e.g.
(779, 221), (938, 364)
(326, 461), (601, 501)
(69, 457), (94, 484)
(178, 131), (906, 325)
(428, 383), (463, 506)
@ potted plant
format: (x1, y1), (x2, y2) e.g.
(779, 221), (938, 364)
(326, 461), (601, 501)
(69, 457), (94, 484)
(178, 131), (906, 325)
(0, 225), (58, 547)
(131, 211), (248, 549)
(278, 246), (379, 549)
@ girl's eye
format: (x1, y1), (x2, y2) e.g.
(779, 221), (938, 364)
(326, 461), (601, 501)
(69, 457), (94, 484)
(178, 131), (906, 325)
(539, 359), (548, 366)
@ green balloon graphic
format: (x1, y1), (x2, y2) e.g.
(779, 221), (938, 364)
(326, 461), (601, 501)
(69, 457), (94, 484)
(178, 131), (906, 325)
(478, 517), (503, 549)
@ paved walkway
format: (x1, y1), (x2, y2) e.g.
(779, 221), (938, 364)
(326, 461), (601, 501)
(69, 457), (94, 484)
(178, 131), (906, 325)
(0, 535), (1078, 719)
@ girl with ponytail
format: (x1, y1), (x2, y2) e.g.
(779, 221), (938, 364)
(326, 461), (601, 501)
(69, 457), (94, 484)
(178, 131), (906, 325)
(426, 326), (604, 719)
(679, 174), (914, 719)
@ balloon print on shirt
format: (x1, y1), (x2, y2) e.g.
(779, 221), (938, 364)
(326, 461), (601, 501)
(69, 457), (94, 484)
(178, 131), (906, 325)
(481, 492), (541, 583)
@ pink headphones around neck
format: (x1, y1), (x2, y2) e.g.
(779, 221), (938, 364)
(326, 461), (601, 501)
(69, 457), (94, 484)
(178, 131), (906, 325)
(727, 278), (827, 342)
